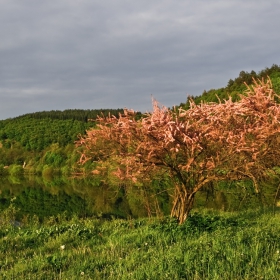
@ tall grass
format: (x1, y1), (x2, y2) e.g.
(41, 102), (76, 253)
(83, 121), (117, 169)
(0, 207), (279, 279)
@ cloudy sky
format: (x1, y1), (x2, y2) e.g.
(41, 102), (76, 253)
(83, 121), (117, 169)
(0, 0), (279, 120)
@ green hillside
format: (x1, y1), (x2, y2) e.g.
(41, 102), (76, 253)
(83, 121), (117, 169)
(179, 64), (280, 108)
(0, 109), (127, 175)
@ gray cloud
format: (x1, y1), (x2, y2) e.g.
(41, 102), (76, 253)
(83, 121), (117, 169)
(0, 0), (279, 119)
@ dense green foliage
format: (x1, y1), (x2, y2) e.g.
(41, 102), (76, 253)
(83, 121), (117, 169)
(0, 108), (131, 151)
(0, 109), (136, 175)
(179, 64), (280, 108)
(0, 207), (279, 279)
(0, 117), (88, 151)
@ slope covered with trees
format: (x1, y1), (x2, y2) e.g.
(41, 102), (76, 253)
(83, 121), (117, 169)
(180, 64), (280, 107)
(0, 109), (130, 174)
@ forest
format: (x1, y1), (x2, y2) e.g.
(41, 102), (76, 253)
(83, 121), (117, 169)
(179, 63), (280, 107)
(0, 109), (128, 175)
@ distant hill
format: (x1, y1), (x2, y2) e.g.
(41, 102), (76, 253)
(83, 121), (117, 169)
(0, 107), (144, 153)
(0, 108), (137, 170)
(179, 64), (280, 108)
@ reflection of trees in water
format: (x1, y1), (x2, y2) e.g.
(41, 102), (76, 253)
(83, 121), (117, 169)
(0, 176), (171, 220)
(195, 180), (278, 212)
(0, 176), (279, 220)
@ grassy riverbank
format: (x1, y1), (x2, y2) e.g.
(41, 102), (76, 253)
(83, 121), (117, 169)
(0, 207), (280, 279)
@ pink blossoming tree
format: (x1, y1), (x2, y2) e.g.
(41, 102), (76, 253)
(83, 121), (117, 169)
(77, 78), (280, 223)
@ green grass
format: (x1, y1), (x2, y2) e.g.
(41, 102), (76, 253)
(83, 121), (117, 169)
(0, 207), (280, 279)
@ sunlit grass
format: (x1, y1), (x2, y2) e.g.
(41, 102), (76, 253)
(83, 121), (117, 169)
(0, 208), (280, 279)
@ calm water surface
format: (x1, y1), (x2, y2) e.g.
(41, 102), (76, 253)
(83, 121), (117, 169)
(0, 175), (278, 221)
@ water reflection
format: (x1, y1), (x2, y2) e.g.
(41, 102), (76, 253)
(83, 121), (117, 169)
(0, 176), (279, 221)
(0, 175), (171, 221)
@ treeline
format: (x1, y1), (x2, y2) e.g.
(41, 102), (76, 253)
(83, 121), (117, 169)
(180, 64), (280, 107)
(13, 108), (126, 122)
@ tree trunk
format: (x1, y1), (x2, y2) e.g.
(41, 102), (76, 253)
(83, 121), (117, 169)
(171, 186), (195, 224)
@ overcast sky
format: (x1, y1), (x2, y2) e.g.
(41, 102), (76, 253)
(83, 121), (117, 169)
(0, 0), (279, 120)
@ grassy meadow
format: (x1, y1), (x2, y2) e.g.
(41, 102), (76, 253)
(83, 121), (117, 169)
(0, 205), (280, 279)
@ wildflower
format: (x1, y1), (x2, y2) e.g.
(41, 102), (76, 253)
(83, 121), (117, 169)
(81, 271), (85, 276)
(60, 245), (65, 250)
